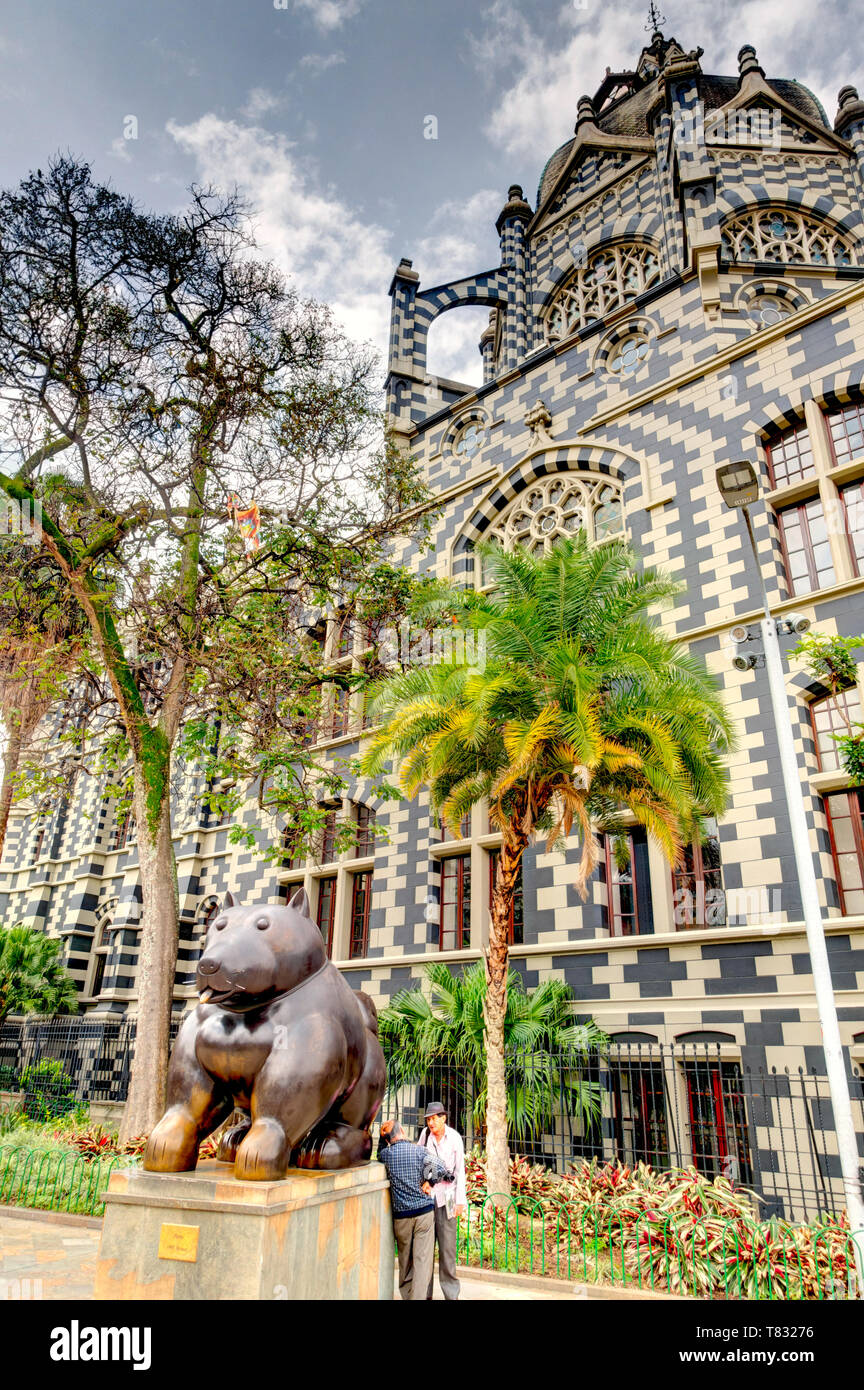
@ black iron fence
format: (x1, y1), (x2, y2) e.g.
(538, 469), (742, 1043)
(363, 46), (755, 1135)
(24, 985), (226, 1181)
(382, 1043), (864, 1225)
(3, 1019), (862, 1224)
(0, 1016), (178, 1113)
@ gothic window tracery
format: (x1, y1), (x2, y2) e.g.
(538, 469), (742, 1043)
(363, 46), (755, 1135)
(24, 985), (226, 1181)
(483, 474), (625, 571)
(542, 242), (661, 344)
(720, 207), (855, 268)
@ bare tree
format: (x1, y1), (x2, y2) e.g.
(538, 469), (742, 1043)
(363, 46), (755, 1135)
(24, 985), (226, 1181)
(0, 157), (427, 1138)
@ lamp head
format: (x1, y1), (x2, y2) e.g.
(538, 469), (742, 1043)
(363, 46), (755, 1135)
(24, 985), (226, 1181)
(716, 460), (760, 509)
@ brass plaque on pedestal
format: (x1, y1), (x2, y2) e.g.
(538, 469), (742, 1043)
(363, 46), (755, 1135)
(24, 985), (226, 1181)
(158, 1223), (200, 1262)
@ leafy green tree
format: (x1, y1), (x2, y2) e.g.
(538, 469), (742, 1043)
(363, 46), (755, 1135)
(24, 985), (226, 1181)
(0, 157), (427, 1138)
(0, 535), (90, 861)
(791, 631), (864, 784)
(379, 960), (606, 1152)
(363, 534), (733, 1202)
(0, 924), (78, 1029)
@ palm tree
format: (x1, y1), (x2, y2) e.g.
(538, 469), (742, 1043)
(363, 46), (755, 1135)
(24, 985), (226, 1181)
(379, 960), (607, 1156)
(362, 534), (733, 1203)
(0, 923), (79, 1030)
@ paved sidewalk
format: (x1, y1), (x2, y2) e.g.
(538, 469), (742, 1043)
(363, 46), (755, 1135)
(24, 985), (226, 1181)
(0, 1210), (582, 1301)
(0, 1211), (100, 1301)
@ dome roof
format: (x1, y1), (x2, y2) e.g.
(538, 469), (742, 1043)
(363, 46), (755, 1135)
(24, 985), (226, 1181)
(535, 73), (832, 210)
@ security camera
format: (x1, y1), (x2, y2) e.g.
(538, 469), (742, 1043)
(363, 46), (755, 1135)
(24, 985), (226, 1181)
(780, 613), (811, 635)
(732, 651), (758, 672)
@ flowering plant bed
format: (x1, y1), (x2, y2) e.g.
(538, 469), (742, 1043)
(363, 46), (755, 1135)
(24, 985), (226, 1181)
(461, 1153), (857, 1300)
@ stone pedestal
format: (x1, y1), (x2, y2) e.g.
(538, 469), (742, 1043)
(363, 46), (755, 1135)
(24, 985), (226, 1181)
(94, 1160), (394, 1301)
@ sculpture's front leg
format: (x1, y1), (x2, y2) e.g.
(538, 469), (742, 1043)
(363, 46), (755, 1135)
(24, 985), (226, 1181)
(143, 1014), (233, 1172)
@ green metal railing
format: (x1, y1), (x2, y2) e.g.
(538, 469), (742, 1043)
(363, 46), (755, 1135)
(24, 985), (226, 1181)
(457, 1196), (863, 1301)
(0, 1146), (121, 1217)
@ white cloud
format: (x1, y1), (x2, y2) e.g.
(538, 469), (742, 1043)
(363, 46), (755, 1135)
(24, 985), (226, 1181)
(414, 189), (502, 385)
(108, 136), (133, 163)
(165, 124), (501, 386)
(241, 87), (284, 119)
(471, 0), (854, 165)
(167, 114), (392, 357)
(299, 51), (347, 74)
(290, 0), (364, 33)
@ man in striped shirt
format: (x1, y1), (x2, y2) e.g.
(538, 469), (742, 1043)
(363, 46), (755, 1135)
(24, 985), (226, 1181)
(379, 1120), (452, 1300)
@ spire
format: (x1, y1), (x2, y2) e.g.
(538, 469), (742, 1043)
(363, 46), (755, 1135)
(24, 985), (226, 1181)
(645, 3), (666, 40)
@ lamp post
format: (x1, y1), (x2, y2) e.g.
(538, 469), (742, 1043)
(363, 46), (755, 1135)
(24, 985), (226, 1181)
(716, 460), (864, 1275)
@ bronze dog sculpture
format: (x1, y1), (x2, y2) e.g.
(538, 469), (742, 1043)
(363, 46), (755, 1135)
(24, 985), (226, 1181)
(143, 888), (386, 1179)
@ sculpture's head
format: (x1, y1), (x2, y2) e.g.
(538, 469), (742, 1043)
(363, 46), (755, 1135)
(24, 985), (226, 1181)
(196, 888), (326, 1011)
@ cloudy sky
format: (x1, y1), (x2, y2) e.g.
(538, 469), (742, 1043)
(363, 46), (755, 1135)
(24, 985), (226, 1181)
(1, 0), (861, 384)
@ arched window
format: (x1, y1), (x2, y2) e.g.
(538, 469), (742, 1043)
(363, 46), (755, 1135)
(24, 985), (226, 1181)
(89, 917), (112, 999)
(720, 207), (856, 268)
(486, 474), (625, 560)
(542, 242), (661, 344)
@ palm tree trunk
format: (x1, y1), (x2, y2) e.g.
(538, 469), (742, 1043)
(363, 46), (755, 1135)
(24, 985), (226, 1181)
(484, 836), (524, 1207)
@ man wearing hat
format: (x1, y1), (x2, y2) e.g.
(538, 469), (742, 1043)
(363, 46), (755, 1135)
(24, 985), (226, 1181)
(418, 1101), (467, 1301)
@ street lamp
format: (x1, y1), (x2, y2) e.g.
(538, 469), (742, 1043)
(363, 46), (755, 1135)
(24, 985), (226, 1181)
(716, 460), (864, 1272)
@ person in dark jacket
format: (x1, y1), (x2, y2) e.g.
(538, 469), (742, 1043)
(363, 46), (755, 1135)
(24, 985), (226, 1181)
(379, 1120), (452, 1300)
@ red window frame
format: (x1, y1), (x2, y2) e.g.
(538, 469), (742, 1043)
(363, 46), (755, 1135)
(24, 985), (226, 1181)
(824, 789), (864, 917)
(110, 810), (134, 852)
(328, 685), (351, 739)
(354, 804), (375, 857)
(684, 1061), (753, 1184)
(840, 478), (864, 575)
(440, 812), (471, 840)
(610, 1061), (670, 1168)
(672, 820), (725, 928)
(602, 832), (640, 936)
(488, 849), (524, 945)
(827, 400), (864, 467)
(316, 875), (337, 956)
(349, 871), (372, 958)
(320, 807), (339, 863)
(440, 854), (471, 950)
(810, 688), (862, 772)
(777, 497), (836, 596)
(766, 421), (814, 488)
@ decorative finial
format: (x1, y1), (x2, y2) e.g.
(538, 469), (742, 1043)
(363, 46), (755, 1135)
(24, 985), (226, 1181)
(645, 3), (666, 34)
(737, 44), (763, 79)
(575, 94), (596, 130)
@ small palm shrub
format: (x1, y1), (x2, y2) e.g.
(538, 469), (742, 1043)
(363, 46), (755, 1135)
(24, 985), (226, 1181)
(380, 960), (607, 1144)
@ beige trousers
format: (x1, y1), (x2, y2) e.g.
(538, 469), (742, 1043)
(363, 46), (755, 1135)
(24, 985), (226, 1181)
(393, 1209), (436, 1301)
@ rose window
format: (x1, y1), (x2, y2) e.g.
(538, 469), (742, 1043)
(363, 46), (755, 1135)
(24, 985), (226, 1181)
(542, 242), (661, 344)
(720, 207), (855, 268)
(452, 420), (485, 462)
(610, 335), (650, 377)
(487, 475), (625, 562)
(750, 293), (794, 326)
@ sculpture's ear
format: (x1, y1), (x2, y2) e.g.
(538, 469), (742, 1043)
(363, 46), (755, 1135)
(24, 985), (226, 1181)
(288, 886), (310, 918)
(222, 890), (241, 910)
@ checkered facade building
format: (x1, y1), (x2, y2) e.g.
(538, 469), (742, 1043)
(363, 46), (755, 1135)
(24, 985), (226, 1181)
(3, 28), (864, 1148)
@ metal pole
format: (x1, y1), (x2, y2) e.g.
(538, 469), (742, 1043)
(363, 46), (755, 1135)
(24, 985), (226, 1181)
(742, 506), (864, 1282)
